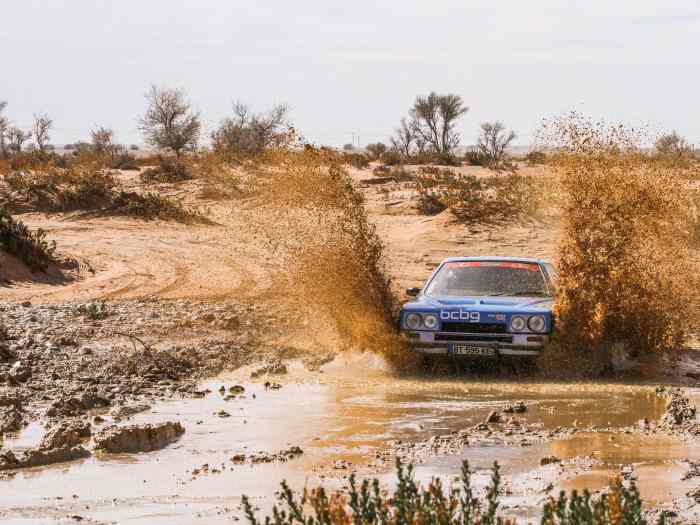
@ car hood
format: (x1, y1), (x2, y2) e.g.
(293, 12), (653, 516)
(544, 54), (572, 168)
(405, 294), (553, 313)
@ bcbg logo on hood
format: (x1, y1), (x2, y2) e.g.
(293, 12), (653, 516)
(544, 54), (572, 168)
(440, 310), (480, 322)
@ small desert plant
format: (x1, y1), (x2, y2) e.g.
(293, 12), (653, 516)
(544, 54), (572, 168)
(76, 301), (109, 320)
(366, 142), (387, 160)
(415, 169), (541, 224)
(140, 156), (192, 183)
(109, 191), (203, 223)
(0, 208), (56, 271)
(464, 150), (487, 166)
(344, 152), (370, 170)
(525, 150), (547, 165)
(381, 150), (403, 166)
(654, 131), (694, 165)
(243, 460), (661, 525)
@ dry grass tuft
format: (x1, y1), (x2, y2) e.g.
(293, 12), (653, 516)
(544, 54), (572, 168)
(415, 168), (544, 224)
(538, 113), (699, 374)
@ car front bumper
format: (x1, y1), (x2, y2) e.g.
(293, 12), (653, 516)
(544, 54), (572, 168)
(402, 331), (548, 357)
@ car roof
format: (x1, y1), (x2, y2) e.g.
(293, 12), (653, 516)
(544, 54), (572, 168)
(441, 256), (549, 265)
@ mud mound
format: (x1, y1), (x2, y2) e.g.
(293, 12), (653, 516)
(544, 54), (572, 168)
(94, 421), (184, 453)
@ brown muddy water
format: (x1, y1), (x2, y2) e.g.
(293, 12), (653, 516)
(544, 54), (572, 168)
(1, 354), (698, 524)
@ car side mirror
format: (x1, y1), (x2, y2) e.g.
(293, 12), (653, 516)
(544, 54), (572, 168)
(406, 287), (421, 297)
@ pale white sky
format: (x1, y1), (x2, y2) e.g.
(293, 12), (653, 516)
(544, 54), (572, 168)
(2, 0), (699, 147)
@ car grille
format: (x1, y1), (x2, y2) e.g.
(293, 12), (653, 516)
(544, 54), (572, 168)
(435, 333), (513, 343)
(440, 322), (507, 334)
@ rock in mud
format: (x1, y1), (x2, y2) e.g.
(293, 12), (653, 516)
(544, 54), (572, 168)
(40, 420), (91, 449)
(661, 389), (697, 427)
(0, 442), (90, 471)
(110, 403), (150, 419)
(8, 361), (31, 383)
(0, 343), (16, 362)
(504, 401), (527, 414)
(94, 422), (184, 453)
(540, 455), (561, 466)
(47, 390), (111, 418)
(0, 393), (24, 434)
(486, 410), (502, 423)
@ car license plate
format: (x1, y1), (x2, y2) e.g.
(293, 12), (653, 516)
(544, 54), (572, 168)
(449, 345), (496, 357)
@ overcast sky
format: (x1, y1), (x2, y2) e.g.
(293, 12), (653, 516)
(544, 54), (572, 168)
(2, 0), (699, 147)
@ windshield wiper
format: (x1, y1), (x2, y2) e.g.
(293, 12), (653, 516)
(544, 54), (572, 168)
(506, 290), (550, 296)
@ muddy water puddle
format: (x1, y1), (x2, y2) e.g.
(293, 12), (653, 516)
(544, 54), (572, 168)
(0, 359), (695, 524)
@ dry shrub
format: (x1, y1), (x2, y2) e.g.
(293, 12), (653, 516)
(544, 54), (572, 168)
(108, 191), (205, 223)
(0, 208), (56, 271)
(0, 161), (201, 223)
(415, 168), (543, 224)
(539, 113), (698, 374)
(343, 152), (370, 170)
(1, 162), (115, 212)
(249, 148), (408, 364)
(140, 156), (192, 183)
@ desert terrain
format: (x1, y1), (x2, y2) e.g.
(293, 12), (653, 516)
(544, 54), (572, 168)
(1, 161), (699, 524)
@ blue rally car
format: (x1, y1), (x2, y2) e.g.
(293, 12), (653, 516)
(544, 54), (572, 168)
(399, 256), (556, 359)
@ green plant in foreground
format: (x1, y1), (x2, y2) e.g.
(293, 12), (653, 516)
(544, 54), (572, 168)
(76, 301), (109, 320)
(242, 460), (664, 525)
(0, 208), (56, 271)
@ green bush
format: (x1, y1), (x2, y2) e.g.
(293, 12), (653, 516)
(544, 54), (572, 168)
(243, 460), (662, 525)
(0, 209), (56, 271)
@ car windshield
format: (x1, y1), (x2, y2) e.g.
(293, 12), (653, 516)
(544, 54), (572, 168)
(424, 261), (550, 297)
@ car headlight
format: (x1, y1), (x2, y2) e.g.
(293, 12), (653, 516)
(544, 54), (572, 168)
(422, 314), (438, 329)
(528, 315), (546, 333)
(405, 313), (422, 330)
(510, 315), (527, 332)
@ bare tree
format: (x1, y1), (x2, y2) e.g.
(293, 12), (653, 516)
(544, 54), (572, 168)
(410, 92), (468, 155)
(138, 85), (201, 157)
(390, 117), (415, 157)
(477, 121), (516, 164)
(0, 101), (8, 157)
(32, 112), (53, 151)
(211, 101), (290, 155)
(365, 142), (387, 160)
(7, 126), (32, 153)
(90, 126), (115, 155)
(655, 131), (693, 159)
